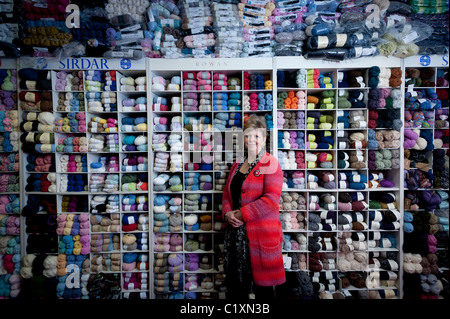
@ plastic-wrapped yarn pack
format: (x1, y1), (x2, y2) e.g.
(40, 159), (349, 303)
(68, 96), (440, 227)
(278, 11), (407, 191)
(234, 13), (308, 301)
(406, 0), (449, 55)
(377, 21), (433, 58)
(303, 0), (386, 60)
(211, 1), (244, 58)
(178, 0), (216, 58)
(272, 0), (308, 56)
(239, 0), (276, 57)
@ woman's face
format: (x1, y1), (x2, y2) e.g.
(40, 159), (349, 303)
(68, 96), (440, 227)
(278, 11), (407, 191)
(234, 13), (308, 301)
(244, 128), (266, 156)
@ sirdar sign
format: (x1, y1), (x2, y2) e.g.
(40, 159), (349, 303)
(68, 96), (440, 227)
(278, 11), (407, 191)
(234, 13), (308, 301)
(59, 58), (109, 70)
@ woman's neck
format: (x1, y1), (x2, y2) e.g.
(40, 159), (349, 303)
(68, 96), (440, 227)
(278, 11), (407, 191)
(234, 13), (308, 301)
(246, 148), (264, 164)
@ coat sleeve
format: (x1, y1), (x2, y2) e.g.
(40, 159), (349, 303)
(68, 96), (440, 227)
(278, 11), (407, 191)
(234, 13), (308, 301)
(240, 159), (283, 223)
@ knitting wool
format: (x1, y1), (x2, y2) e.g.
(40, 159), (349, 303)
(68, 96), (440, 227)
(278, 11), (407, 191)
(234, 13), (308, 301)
(211, 2), (243, 58)
(238, 1), (276, 57)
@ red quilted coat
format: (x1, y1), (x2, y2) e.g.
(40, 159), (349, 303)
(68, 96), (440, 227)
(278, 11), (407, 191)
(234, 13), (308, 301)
(222, 152), (286, 286)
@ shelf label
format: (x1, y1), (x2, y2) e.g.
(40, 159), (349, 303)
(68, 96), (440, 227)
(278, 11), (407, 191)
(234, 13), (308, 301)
(59, 58), (109, 70)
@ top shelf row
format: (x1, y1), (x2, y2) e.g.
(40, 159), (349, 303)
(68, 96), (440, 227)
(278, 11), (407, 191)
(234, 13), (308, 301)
(148, 66), (448, 91)
(16, 66), (449, 95)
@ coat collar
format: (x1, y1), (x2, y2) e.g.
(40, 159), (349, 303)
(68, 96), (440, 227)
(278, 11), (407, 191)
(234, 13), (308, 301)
(231, 147), (267, 181)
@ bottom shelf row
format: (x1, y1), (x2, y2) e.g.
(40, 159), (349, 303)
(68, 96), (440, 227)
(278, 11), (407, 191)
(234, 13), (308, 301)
(18, 250), (403, 300)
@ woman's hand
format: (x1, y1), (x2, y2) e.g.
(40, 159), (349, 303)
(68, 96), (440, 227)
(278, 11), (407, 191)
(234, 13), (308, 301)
(225, 210), (244, 228)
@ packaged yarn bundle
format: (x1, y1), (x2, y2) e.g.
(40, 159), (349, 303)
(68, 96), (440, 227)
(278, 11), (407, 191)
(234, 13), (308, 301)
(0, 194), (20, 215)
(145, 0), (182, 58)
(307, 130), (334, 150)
(278, 150), (298, 170)
(377, 20), (432, 58)
(306, 151), (333, 169)
(303, 2), (379, 61)
(54, 70), (83, 92)
(0, 131), (19, 153)
(277, 110), (304, 129)
(54, 112), (86, 134)
(121, 115), (148, 133)
(121, 96), (147, 112)
(211, 2), (244, 58)
(93, 91), (117, 113)
(283, 171), (306, 189)
(338, 70), (366, 88)
(20, 0), (73, 54)
(118, 75), (147, 92)
(184, 114), (212, 132)
(433, 149), (449, 189)
(88, 116), (118, 133)
(104, 0), (152, 59)
(405, 67), (425, 87)
(0, 69), (17, 96)
(60, 154), (88, 173)
(0, 91), (17, 112)
(121, 173), (148, 192)
(277, 91), (306, 110)
(243, 71), (272, 90)
(278, 130), (305, 150)
(214, 92), (241, 111)
(239, 0), (276, 57)
(0, 110), (19, 133)
(177, 0), (216, 57)
(338, 171), (368, 190)
(151, 133), (169, 153)
(56, 92), (85, 112)
(0, 9), (19, 56)
(17, 68), (50, 92)
(19, 90), (53, 113)
(407, 0), (449, 55)
(306, 111), (333, 131)
(272, 0), (307, 56)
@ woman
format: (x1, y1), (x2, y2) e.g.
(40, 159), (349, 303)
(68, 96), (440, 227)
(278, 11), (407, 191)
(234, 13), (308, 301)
(222, 114), (285, 299)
